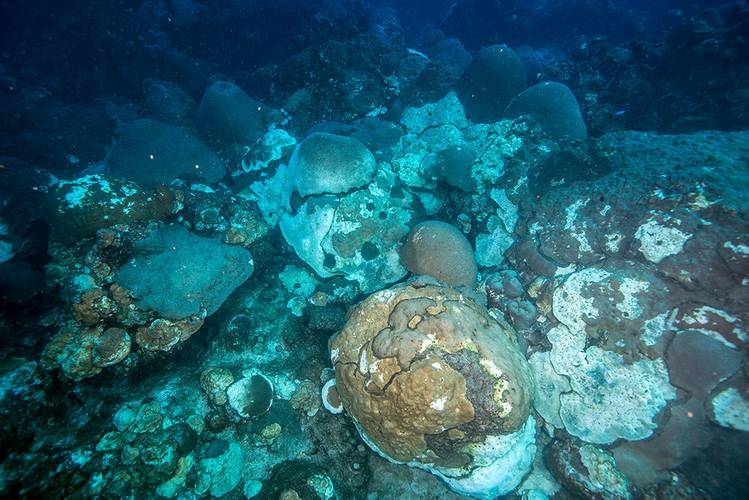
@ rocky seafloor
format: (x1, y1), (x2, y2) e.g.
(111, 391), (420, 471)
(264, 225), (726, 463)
(1, 1), (748, 499)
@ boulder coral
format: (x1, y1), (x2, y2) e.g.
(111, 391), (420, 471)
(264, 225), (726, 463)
(457, 44), (527, 122)
(400, 220), (478, 288)
(285, 132), (377, 202)
(505, 82), (588, 141)
(115, 224), (254, 320)
(329, 281), (536, 498)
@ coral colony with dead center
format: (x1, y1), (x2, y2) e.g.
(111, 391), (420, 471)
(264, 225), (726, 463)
(1, 0), (749, 498)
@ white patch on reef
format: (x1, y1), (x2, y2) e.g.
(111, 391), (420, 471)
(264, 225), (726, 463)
(553, 327), (676, 444)
(552, 268), (610, 333)
(490, 188), (518, 232)
(529, 350), (570, 430)
(543, 269), (677, 444)
(401, 92), (468, 134)
(641, 311), (675, 347)
(0, 240), (14, 263)
(564, 198), (594, 253)
(516, 436), (561, 499)
(430, 418), (536, 498)
(279, 199), (337, 278)
(634, 216), (692, 263)
(321, 378), (343, 414)
(578, 445), (631, 498)
(430, 396), (448, 411)
(678, 305), (742, 348)
(249, 164), (288, 225)
(190, 183), (214, 193)
(480, 359), (504, 379)
(350, 405), (536, 499)
(711, 388), (749, 431)
(615, 278), (649, 320)
(724, 241), (749, 254)
(554, 264), (576, 276)
(278, 265), (319, 297)
(406, 47), (430, 61)
(528, 221), (544, 235)
(605, 233), (623, 253)
(475, 219), (514, 267)
(58, 175), (108, 208)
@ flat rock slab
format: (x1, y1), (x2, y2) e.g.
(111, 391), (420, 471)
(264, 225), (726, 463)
(116, 224), (253, 319)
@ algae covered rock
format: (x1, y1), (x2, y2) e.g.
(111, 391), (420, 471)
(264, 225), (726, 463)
(330, 281), (536, 498)
(106, 118), (225, 186)
(47, 174), (181, 239)
(115, 224), (254, 320)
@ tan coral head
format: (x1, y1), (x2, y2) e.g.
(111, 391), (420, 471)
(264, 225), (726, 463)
(329, 281), (536, 498)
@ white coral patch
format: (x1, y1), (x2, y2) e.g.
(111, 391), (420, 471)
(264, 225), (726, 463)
(615, 278), (649, 320)
(552, 268), (610, 333)
(605, 233), (623, 253)
(430, 396), (448, 411)
(564, 198), (594, 253)
(678, 305), (744, 347)
(724, 241), (749, 254)
(480, 358), (504, 379)
(634, 217), (692, 263)
(640, 311), (675, 347)
(711, 387), (749, 431)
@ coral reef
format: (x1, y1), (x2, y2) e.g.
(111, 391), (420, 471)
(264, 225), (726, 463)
(1, 2), (748, 498)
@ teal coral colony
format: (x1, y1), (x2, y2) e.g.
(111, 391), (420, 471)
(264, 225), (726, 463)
(1, 1), (748, 499)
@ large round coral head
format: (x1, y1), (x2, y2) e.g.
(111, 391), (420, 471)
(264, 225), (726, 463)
(330, 281), (536, 498)
(400, 220), (478, 287)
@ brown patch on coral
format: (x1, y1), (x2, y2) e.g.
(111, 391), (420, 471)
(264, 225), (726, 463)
(92, 327), (131, 367)
(73, 288), (117, 326)
(514, 237), (558, 277)
(135, 316), (204, 352)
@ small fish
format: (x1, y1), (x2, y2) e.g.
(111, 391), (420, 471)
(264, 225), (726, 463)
(610, 109), (626, 117)
(406, 48), (430, 63)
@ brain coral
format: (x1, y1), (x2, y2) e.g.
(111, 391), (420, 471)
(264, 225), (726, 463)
(400, 220), (478, 287)
(286, 132), (376, 200)
(329, 281), (536, 498)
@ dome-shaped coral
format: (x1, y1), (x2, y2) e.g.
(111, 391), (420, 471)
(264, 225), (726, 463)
(286, 132), (376, 200)
(226, 374), (274, 419)
(457, 44), (527, 122)
(329, 282), (536, 498)
(400, 220), (478, 287)
(504, 81), (587, 141)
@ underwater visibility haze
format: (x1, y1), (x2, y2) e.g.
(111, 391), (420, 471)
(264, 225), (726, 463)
(1, 0), (749, 498)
